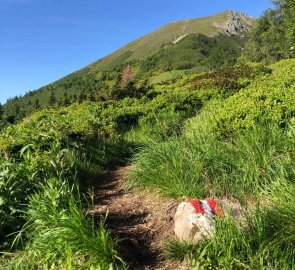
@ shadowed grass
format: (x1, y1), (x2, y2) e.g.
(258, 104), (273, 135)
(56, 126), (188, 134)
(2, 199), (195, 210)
(4, 178), (125, 270)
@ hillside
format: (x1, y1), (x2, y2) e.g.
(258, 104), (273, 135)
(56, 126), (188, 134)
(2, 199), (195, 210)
(1, 2), (295, 268)
(1, 10), (254, 125)
(89, 10), (253, 70)
(0, 58), (294, 268)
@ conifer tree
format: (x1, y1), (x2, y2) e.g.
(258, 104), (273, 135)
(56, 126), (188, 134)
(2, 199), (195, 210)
(0, 102), (3, 119)
(48, 91), (57, 106)
(88, 90), (96, 102)
(73, 94), (78, 103)
(33, 98), (40, 110)
(63, 92), (70, 106)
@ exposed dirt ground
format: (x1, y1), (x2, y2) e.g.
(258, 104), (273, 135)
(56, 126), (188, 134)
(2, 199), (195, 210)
(93, 166), (190, 270)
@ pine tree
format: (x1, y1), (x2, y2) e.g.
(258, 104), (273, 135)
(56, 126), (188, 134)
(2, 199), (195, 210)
(48, 91), (57, 106)
(88, 90), (96, 102)
(63, 92), (70, 106)
(34, 98), (40, 110)
(73, 94), (78, 103)
(0, 103), (3, 119)
(78, 90), (86, 103)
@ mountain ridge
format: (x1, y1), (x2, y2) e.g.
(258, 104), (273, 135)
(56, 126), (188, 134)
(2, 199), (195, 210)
(89, 10), (254, 71)
(2, 10), (254, 124)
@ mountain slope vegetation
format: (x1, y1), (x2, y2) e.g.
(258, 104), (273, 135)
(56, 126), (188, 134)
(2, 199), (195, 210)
(90, 10), (253, 69)
(1, 4), (295, 269)
(1, 11), (252, 125)
(1, 58), (294, 268)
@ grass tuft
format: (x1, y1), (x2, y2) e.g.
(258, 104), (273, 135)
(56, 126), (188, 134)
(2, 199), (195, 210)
(5, 178), (125, 270)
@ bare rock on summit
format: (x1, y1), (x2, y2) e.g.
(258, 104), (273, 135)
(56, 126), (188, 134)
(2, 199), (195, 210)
(215, 10), (255, 36)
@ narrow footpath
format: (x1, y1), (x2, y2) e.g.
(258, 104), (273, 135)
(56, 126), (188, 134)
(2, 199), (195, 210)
(93, 166), (189, 270)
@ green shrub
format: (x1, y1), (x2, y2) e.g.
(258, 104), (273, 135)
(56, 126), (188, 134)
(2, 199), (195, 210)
(213, 60), (295, 133)
(192, 64), (271, 92)
(125, 110), (184, 145)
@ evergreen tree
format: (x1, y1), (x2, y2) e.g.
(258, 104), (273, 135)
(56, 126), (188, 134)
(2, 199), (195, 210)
(123, 81), (137, 98)
(0, 103), (3, 119)
(33, 98), (40, 110)
(88, 90), (96, 102)
(63, 92), (70, 106)
(206, 47), (230, 70)
(78, 90), (86, 103)
(48, 91), (57, 106)
(14, 104), (20, 116)
(73, 94), (78, 103)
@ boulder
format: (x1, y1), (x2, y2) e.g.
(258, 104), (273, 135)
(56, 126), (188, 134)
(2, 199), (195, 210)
(174, 199), (223, 243)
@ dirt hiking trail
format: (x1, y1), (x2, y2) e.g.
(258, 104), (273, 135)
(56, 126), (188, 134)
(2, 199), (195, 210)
(93, 166), (189, 270)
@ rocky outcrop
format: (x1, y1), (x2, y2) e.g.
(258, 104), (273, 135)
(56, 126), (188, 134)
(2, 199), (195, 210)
(215, 10), (255, 36)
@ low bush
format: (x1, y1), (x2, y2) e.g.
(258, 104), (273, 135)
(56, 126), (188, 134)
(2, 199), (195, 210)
(192, 64), (271, 92)
(213, 60), (295, 133)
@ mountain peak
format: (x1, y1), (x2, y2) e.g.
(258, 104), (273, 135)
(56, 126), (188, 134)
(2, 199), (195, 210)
(90, 11), (254, 70)
(218, 10), (255, 36)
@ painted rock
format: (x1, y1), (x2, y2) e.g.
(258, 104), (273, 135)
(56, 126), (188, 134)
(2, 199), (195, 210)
(174, 198), (223, 243)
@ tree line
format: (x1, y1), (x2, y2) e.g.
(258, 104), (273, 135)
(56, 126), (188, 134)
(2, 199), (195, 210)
(242, 0), (295, 64)
(1, 0), (294, 128)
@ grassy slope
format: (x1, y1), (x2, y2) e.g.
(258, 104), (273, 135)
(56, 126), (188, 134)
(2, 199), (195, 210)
(0, 59), (294, 268)
(128, 59), (295, 269)
(55, 10), (253, 72)
(89, 11), (229, 70)
(2, 10), (253, 124)
(130, 59), (295, 197)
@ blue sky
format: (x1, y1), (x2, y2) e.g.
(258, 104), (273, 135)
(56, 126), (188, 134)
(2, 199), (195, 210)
(0, 0), (273, 104)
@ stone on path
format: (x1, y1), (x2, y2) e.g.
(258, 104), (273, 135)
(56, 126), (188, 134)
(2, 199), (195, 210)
(174, 199), (223, 243)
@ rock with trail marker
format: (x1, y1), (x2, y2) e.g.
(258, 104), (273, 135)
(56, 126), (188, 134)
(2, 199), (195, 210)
(174, 198), (223, 243)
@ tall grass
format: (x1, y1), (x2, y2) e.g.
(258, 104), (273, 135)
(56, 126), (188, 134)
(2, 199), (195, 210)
(129, 122), (294, 199)
(129, 138), (205, 198)
(5, 178), (125, 270)
(125, 110), (184, 145)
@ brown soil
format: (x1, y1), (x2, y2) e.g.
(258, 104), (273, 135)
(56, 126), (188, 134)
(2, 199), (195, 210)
(93, 166), (190, 270)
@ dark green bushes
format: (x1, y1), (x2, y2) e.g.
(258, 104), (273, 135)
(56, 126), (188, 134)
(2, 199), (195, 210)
(139, 33), (246, 73)
(192, 64), (271, 92)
